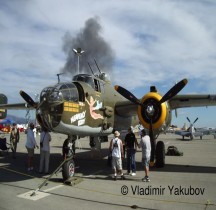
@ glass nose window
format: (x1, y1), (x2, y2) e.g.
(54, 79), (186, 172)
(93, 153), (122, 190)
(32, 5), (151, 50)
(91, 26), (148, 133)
(59, 83), (78, 101)
(41, 83), (78, 103)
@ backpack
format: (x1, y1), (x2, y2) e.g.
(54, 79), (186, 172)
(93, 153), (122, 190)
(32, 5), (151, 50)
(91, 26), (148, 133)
(166, 146), (183, 156)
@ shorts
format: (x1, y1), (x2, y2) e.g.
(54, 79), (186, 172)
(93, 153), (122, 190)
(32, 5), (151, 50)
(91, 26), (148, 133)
(142, 157), (150, 167)
(26, 147), (34, 157)
(112, 156), (122, 170)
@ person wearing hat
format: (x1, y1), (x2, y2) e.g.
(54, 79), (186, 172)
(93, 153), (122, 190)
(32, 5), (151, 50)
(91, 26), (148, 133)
(124, 126), (138, 176)
(10, 123), (20, 159)
(109, 131), (125, 181)
(139, 129), (151, 182)
(25, 123), (39, 171)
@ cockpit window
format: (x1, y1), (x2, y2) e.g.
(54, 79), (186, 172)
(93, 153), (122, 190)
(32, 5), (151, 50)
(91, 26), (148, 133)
(73, 74), (94, 89)
(41, 83), (78, 103)
(73, 74), (101, 92)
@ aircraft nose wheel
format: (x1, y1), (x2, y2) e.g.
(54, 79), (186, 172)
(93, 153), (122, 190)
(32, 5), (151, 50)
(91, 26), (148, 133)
(62, 138), (76, 181)
(62, 159), (75, 182)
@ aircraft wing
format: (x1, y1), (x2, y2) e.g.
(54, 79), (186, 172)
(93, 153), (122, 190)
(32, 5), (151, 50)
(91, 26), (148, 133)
(175, 130), (190, 137)
(193, 131), (204, 137)
(115, 94), (216, 117)
(169, 94), (216, 109)
(196, 128), (216, 135)
(0, 103), (34, 110)
(115, 100), (138, 117)
(175, 130), (203, 137)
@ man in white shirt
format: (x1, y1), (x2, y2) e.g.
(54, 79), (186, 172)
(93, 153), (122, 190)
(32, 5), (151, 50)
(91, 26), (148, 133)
(109, 131), (125, 181)
(25, 123), (39, 171)
(39, 127), (51, 174)
(139, 129), (151, 182)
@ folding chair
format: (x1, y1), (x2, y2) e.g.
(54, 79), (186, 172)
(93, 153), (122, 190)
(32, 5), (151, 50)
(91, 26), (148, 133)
(0, 137), (11, 155)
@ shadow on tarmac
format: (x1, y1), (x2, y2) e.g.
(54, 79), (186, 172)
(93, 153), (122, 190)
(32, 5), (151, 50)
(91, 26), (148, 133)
(1, 145), (216, 185)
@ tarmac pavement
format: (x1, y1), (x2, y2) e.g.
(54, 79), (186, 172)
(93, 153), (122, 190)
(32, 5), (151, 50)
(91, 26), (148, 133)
(0, 132), (216, 210)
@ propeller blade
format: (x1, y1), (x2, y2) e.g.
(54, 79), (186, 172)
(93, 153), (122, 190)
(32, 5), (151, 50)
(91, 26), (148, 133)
(20, 90), (37, 108)
(114, 85), (142, 105)
(175, 109), (178, 118)
(149, 118), (154, 139)
(186, 117), (191, 123)
(159, 79), (188, 104)
(193, 117), (198, 125)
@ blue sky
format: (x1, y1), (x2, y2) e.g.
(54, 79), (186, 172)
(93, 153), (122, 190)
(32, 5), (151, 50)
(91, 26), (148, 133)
(0, 0), (216, 128)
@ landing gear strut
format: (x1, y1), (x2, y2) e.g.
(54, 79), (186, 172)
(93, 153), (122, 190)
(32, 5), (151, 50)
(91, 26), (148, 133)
(62, 135), (76, 181)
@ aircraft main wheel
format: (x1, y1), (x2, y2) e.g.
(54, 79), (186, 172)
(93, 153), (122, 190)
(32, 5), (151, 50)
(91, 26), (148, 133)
(62, 159), (75, 181)
(155, 141), (165, 168)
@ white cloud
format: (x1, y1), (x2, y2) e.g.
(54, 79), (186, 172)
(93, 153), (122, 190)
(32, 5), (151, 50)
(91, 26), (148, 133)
(0, 0), (216, 126)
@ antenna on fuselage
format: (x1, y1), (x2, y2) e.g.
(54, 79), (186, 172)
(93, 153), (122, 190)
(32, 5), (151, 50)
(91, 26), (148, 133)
(94, 59), (102, 74)
(57, 73), (64, 84)
(88, 62), (95, 76)
(73, 47), (85, 75)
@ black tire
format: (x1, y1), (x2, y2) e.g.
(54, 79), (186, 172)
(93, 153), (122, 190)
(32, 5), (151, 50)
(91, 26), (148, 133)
(62, 159), (75, 181)
(155, 141), (165, 168)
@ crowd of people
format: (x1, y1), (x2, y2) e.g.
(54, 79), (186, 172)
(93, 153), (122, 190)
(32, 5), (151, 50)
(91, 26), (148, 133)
(7, 122), (51, 175)
(6, 123), (151, 181)
(109, 127), (151, 182)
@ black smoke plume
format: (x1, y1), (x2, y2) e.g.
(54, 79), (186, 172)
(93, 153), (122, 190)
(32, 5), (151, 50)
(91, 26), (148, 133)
(62, 17), (115, 77)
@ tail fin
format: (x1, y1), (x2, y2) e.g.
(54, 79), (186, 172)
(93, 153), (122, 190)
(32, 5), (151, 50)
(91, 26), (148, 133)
(0, 94), (7, 119)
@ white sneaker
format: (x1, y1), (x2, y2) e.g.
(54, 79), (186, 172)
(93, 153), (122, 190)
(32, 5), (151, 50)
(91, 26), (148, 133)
(131, 173), (136, 176)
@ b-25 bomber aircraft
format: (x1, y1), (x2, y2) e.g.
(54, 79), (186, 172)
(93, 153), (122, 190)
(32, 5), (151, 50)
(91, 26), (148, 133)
(1, 68), (216, 181)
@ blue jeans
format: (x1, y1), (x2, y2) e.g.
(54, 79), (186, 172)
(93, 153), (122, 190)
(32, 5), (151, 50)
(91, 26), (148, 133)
(127, 148), (136, 173)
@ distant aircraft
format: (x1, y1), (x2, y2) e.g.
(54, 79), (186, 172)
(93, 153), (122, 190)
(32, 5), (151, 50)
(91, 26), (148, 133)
(175, 117), (216, 140)
(1, 49), (216, 181)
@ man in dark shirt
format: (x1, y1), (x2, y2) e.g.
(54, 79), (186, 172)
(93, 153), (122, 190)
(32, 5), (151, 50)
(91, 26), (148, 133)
(125, 127), (138, 176)
(10, 123), (20, 159)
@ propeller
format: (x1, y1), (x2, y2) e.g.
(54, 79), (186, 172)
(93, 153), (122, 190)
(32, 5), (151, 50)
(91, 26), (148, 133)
(115, 78), (187, 107)
(115, 78), (188, 129)
(186, 117), (198, 126)
(19, 90), (47, 110)
(20, 90), (37, 108)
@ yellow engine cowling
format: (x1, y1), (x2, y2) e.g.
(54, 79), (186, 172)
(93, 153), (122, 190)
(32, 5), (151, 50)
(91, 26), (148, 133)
(137, 92), (169, 130)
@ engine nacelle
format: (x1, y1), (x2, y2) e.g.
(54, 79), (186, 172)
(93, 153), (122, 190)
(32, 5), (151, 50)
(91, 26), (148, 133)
(137, 92), (171, 131)
(0, 94), (7, 119)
